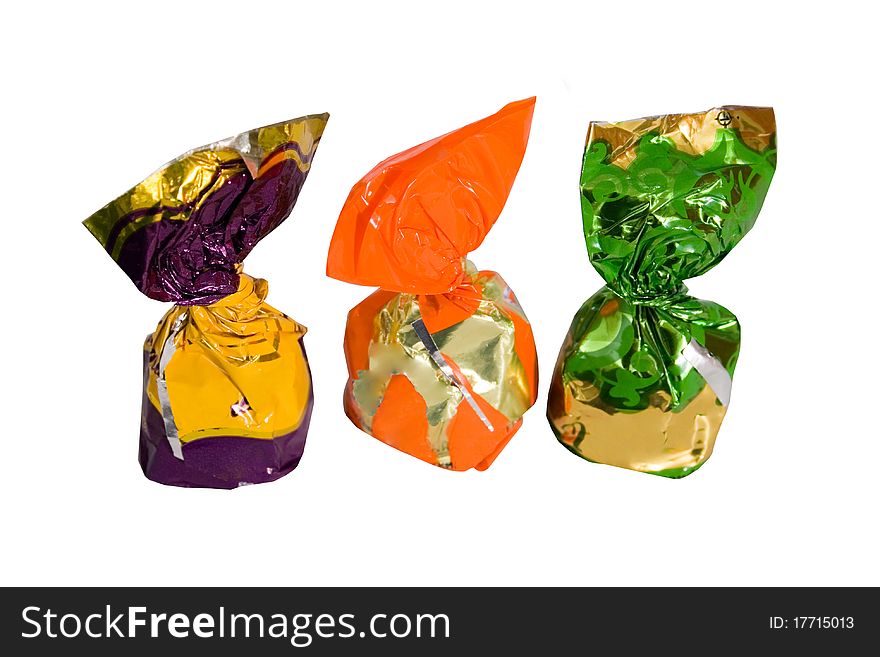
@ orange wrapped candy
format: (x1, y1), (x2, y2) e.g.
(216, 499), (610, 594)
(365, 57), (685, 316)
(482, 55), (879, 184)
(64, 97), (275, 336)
(327, 98), (538, 471)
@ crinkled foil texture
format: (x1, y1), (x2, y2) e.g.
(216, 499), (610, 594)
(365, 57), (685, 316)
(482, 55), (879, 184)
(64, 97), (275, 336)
(329, 99), (537, 471)
(84, 116), (327, 488)
(141, 275), (313, 488)
(548, 106), (776, 477)
(84, 115), (328, 305)
(343, 265), (538, 471)
(327, 98), (536, 294)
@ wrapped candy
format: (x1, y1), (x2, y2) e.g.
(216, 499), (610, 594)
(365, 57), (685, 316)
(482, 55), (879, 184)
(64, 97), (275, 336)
(327, 98), (538, 471)
(548, 106), (776, 477)
(84, 115), (328, 488)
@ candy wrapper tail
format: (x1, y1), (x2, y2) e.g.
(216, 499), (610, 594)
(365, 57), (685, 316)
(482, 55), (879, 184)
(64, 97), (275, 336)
(548, 106), (776, 478)
(329, 99), (538, 471)
(84, 114), (328, 305)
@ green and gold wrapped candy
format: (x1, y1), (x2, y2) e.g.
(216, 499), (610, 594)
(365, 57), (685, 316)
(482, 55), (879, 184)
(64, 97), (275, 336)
(547, 106), (776, 477)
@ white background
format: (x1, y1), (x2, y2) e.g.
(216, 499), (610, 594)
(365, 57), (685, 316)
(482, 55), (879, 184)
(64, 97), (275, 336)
(2, 0), (878, 587)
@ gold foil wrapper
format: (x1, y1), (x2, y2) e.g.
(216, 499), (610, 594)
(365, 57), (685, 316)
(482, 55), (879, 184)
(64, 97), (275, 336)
(344, 263), (538, 471)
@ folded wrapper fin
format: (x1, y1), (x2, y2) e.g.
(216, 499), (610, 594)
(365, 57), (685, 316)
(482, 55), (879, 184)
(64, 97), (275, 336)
(84, 115), (328, 305)
(84, 115), (328, 488)
(327, 98), (535, 294)
(328, 99), (538, 471)
(548, 106), (776, 478)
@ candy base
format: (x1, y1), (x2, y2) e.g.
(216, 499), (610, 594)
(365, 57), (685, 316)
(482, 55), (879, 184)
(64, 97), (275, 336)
(137, 347), (313, 489)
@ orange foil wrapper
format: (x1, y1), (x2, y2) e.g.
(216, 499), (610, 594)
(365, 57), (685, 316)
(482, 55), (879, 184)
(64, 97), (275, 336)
(84, 116), (328, 488)
(327, 99), (539, 471)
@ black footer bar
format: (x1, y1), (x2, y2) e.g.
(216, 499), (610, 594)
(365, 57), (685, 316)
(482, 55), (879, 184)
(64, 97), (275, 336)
(1, 587), (873, 654)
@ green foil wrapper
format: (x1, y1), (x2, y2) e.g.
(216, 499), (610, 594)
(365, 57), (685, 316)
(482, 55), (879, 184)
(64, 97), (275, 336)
(547, 106), (777, 477)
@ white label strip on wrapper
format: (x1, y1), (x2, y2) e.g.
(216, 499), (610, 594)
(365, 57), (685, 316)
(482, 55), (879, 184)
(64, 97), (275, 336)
(156, 313), (187, 460)
(682, 338), (732, 407)
(411, 318), (495, 432)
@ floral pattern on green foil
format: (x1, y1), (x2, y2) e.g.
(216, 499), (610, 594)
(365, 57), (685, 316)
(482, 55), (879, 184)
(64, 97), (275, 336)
(560, 287), (739, 412)
(581, 128), (776, 300)
(559, 126), (775, 411)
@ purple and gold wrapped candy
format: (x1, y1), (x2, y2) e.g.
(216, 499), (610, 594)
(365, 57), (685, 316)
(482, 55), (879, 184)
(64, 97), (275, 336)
(84, 115), (328, 488)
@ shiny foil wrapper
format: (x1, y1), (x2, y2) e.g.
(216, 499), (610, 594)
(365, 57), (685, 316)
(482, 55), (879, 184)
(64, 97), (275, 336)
(548, 106), (776, 477)
(328, 99), (538, 471)
(85, 115), (328, 488)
